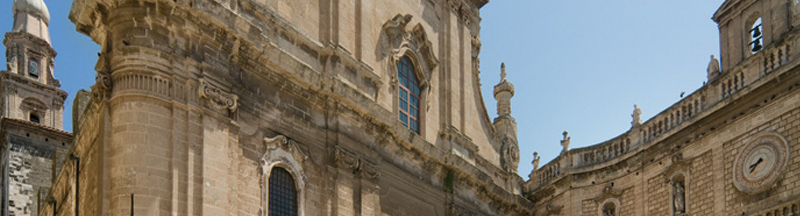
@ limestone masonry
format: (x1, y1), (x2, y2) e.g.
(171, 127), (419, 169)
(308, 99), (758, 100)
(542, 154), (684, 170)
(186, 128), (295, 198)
(1, 0), (800, 215)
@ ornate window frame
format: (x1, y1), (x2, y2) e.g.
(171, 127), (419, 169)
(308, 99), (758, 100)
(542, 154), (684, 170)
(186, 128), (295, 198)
(598, 199), (619, 216)
(594, 184), (622, 216)
(261, 135), (308, 216)
(383, 14), (438, 136)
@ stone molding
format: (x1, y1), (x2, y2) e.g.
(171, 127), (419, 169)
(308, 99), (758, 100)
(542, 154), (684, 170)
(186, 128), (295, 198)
(449, 203), (477, 216)
(198, 79), (238, 113)
(544, 203), (564, 215)
(664, 153), (691, 181)
(334, 146), (380, 180)
(593, 184), (624, 203)
(384, 14), (438, 91)
(0, 72), (67, 99)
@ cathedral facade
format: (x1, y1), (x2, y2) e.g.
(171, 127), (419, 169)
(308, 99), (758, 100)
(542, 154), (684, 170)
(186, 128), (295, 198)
(1, 0), (799, 215)
(525, 0), (800, 215)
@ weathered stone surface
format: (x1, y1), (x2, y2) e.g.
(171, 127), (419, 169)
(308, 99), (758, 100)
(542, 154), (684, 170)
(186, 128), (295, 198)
(17, 0), (800, 215)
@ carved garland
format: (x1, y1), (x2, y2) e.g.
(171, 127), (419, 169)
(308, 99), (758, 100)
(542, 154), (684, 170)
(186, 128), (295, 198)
(198, 79), (239, 112)
(334, 146), (380, 180)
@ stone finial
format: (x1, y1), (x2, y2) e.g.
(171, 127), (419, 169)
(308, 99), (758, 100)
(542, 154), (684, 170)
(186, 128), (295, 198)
(560, 131), (571, 154)
(500, 62), (507, 81)
(532, 152), (541, 170)
(631, 104), (642, 127)
(707, 55), (720, 80)
(493, 62), (515, 116)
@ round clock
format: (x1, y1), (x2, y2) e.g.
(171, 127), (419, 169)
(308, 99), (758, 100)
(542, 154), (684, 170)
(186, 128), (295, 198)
(733, 132), (790, 193)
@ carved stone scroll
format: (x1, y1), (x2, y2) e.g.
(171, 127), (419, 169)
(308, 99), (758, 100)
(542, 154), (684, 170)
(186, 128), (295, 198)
(263, 135), (309, 163)
(198, 79), (238, 112)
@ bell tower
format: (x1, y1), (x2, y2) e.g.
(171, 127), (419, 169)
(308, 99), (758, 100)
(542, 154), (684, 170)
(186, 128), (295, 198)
(1, 0), (66, 129)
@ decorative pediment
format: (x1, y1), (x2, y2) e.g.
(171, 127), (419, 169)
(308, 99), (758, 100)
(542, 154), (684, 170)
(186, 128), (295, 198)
(664, 152), (691, 179)
(593, 184), (624, 203)
(263, 135), (309, 163)
(383, 14), (438, 88)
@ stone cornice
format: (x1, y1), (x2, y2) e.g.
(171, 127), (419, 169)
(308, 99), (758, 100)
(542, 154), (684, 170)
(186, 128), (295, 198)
(3, 32), (57, 57)
(1, 117), (73, 140)
(0, 71), (68, 99)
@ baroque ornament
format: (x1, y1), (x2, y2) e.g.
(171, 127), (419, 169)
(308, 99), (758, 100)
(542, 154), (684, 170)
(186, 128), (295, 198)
(334, 146), (380, 180)
(733, 132), (790, 193)
(199, 79), (239, 112)
(383, 14), (438, 90)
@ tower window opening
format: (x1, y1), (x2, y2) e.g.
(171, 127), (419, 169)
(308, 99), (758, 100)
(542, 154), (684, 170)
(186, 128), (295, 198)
(28, 59), (39, 78)
(29, 113), (40, 124)
(749, 18), (763, 54)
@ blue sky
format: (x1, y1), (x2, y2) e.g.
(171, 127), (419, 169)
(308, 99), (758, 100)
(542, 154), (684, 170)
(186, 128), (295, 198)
(3, 1), (726, 179)
(479, 1), (725, 177)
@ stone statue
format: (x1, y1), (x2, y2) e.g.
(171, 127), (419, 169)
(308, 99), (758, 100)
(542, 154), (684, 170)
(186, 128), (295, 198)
(674, 181), (686, 214)
(7, 56), (16, 73)
(632, 104), (642, 127)
(532, 152), (540, 170)
(560, 131), (570, 154)
(707, 55), (720, 78)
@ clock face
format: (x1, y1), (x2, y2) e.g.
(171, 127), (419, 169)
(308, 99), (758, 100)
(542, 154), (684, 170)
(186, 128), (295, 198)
(733, 133), (790, 193)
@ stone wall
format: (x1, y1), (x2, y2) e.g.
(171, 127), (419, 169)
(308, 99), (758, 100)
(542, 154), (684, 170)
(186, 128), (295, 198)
(525, 1), (800, 215)
(0, 119), (71, 216)
(37, 0), (532, 215)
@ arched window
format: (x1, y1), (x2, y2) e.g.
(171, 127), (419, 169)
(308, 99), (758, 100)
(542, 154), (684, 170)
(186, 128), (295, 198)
(268, 167), (298, 216)
(29, 113), (40, 124)
(602, 202), (616, 216)
(749, 17), (763, 54)
(397, 56), (421, 133)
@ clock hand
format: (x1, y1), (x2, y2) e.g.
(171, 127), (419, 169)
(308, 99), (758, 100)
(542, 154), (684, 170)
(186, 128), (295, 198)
(749, 158), (764, 173)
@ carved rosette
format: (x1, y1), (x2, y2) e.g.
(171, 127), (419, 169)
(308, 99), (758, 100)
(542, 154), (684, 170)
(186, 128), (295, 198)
(334, 146), (381, 180)
(733, 132), (790, 193)
(198, 79), (239, 113)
